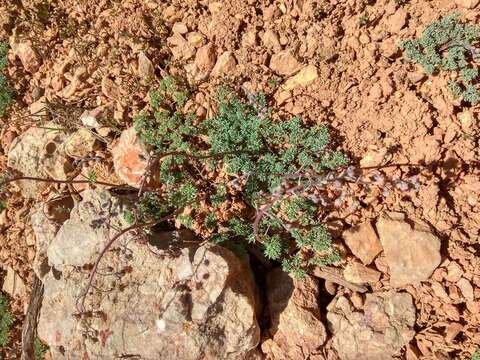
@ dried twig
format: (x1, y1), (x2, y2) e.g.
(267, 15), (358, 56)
(21, 276), (44, 360)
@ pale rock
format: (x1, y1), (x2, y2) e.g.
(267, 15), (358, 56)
(195, 43), (216, 74)
(445, 261), (463, 283)
(208, 1), (223, 13)
(242, 29), (258, 47)
(343, 262), (381, 284)
(274, 90), (292, 105)
(456, 278), (474, 302)
(31, 207), (59, 279)
(458, 111), (475, 132)
(376, 213), (441, 287)
(7, 125), (73, 198)
(430, 281), (450, 301)
(211, 51), (237, 77)
(172, 22), (188, 34)
(63, 128), (99, 159)
(262, 269), (326, 359)
(2, 266), (26, 298)
(29, 96), (48, 119)
(388, 9), (408, 34)
(111, 127), (158, 188)
(167, 33), (195, 60)
(359, 146), (389, 167)
(343, 221), (383, 265)
(187, 32), (206, 48)
(138, 51), (155, 79)
(262, 29), (281, 51)
(282, 65), (318, 91)
(455, 0), (480, 8)
(38, 189), (260, 359)
(80, 104), (110, 129)
(327, 290), (416, 360)
(269, 50), (301, 76)
(9, 35), (42, 73)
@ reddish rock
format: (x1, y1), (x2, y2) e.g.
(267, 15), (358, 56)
(111, 127), (158, 188)
(269, 49), (301, 76)
(343, 221), (383, 265)
(343, 262), (381, 285)
(195, 43), (216, 73)
(262, 268), (326, 359)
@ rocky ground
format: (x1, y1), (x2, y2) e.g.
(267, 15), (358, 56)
(0, 0), (479, 359)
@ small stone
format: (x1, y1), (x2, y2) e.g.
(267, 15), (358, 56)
(445, 261), (463, 283)
(407, 71), (426, 84)
(195, 43), (216, 73)
(343, 221), (383, 265)
(9, 36), (42, 73)
(456, 278), (474, 302)
(101, 77), (122, 101)
(444, 322), (463, 343)
(430, 281), (450, 301)
(242, 29), (257, 47)
(172, 22), (188, 34)
(80, 104), (110, 129)
(269, 50), (301, 76)
(211, 51), (237, 77)
(2, 266), (26, 298)
(262, 29), (281, 51)
(263, 269), (327, 359)
(282, 65), (318, 91)
(29, 96), (48, 119)
(343, 262), (381, 284)
(327, 290), (416, 360)
(138, 51), (155, 80)
(359, 147), (389, 167)
(458, 111), (475, 132)
(111, 127), (158, 188)
(208, 1), (223, 13)
(376, 213), (441, 287)
(64, 128), (99, 159)
(389, 9), (408, 33)
(274, 90), (292, 105)
(186, 32), (206, 48)
(455, 0), (480, 9)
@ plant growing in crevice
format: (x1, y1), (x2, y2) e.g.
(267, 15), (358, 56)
(0, 293), (13, 347)
(400, 13), (480, 103)
(0, 42), (12, 117)
(133, 77), (351, 276)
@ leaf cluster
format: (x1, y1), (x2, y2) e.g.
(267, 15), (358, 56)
(0, 42), (12, 117)
(0, 293), (13, 347)
(399, 13), (480, 103)
(133, 79), (346, 276)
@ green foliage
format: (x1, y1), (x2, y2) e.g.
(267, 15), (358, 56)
(133, 81), (346, 276)
(472, 349), (480, 360)
(358, 15), (368, 27)
(34, 337), (48, 359)
(0, 42), (12, 117)
(400, 13), (480, 103)
(0, 293), (13, 347)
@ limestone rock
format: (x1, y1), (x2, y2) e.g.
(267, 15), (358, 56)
(343, 221), (383, 265)
(343, 262), (381, 284)
(138, 51), (155, 79)
(455, 0), (480, 9)
(376, 213), (441, 287)
(327, 291), (416, 360)
(187, 32), (206, 48)
(211, 51), (237, 77)
(172, 22), (188, 34)
(269, 50), (301, 76)
(9, 35), (42, 73)
(2, 266), (26, 298)
(282, 65), (318, 91)
(388, 9), (408, 34)
(7, 125), (72, 198)
(63, 128), (99, 159)
(38, 189), (260, 359)
(195, 43), (216, 73)
(31, 206), (60, 279)
(262, 268), (326, 359)
(111, 127), (158, 188)
(167, 33), (195, 60)
(262, 29), (281, 51)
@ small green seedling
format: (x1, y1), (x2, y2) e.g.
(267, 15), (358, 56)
(0, 293), (13, 347)
(400, 13), (480, 103)
(0, 42), (12, 117)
